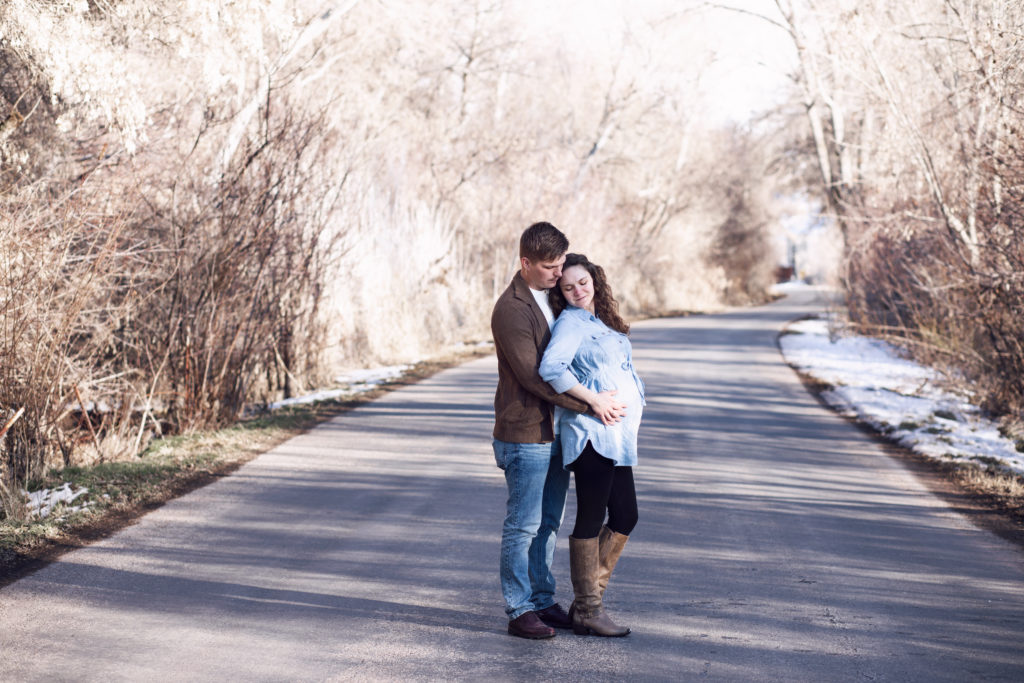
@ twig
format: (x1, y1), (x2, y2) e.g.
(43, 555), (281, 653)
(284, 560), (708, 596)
(0, 407), (26, 441)
(74, 385), (104, 463)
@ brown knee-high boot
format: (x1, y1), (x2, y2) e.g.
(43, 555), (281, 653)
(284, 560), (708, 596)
(597, 525), (629, 600)
(569, 536), (630, 637)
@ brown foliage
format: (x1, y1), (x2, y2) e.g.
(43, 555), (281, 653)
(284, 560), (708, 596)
(0, 177), (135, 483)
(779, 0), (1024, 420)
(846, 153), (1024, 417)
(123, 108), (341, 431)
(0, 103), (343, 489)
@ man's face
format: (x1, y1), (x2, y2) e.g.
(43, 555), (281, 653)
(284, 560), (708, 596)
(520, 254), (566, 290)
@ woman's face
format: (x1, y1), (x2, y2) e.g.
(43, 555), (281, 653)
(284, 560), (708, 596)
(559, 265), (595, 312)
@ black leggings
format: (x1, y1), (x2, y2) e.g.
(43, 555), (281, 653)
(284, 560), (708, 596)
(569, 442), (638, 539)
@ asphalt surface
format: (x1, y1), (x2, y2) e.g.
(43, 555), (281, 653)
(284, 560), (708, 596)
(2, 289), (1023, 682)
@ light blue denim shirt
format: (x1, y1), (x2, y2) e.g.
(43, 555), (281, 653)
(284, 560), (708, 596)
(539, 306), (645, 468)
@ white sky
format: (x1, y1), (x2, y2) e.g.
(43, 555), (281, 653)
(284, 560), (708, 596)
(515, 0), (797, 122)
(696, 2), (797, 121)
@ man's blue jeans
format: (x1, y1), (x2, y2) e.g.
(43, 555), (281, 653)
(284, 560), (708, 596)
(493, 437), (570, 620)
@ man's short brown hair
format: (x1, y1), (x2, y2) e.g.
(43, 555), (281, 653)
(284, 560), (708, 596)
(520, 222), (569, 262)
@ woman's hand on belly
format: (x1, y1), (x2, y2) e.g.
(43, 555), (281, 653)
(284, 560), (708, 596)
(564, 383), (627, 426)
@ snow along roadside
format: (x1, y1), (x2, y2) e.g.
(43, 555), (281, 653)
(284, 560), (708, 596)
(779, 316), (1024, 477)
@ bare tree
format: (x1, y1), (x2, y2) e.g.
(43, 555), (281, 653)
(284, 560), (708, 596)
(767, 0), (1024, 415)
(0, 0), (788, 494)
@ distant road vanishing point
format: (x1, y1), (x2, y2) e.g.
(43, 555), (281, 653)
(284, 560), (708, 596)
(2, 288), (1023, 681)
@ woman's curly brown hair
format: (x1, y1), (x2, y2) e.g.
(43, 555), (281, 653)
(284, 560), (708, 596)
(549, 253), (629, 334)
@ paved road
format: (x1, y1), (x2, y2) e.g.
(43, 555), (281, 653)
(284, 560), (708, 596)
(2, 289), (1023, 681)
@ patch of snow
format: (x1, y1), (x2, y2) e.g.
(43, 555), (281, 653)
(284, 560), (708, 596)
(769, 280), (814, 296)
(66, 398), (162, 414)
(263, 342), (496, 414)
(24, 483), (92, 520)
(67, 400), (114, 413)
(780, 316), (1024, 476)
(268, 364), (412, 411)
(269, 388), (353, 410)
(453, 340), (493, 350)
(334, 365), (410, 386)
(782, 318), (935, 395)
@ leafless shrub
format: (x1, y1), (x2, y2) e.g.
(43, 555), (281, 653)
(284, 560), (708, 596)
(119, 106), (345, 431)
(0, 50), (64, 180)
(776, 0), (1024, 419)
(705, 128), (777, 305)
(846, 156), (1024, 417)
(0, 174), (138, 486)
(0, 100), (345, 494)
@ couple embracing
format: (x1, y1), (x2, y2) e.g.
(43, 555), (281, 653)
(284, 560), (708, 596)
(491, 221), (646, 639)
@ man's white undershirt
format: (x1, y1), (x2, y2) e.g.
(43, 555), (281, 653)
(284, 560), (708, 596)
(529, 286), (559, 435)
(530, 287), (555, 328)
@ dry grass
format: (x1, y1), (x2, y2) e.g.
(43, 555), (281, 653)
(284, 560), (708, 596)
(947, 461), (1024, 522)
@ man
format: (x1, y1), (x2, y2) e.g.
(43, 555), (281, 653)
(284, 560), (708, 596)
(491, 221), (625, 639)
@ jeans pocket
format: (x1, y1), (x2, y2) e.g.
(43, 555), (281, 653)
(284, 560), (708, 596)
(493, 439), (511, 470)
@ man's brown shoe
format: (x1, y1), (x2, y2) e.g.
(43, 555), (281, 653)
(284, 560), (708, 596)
(535, 603), (573, 629)
(507, 612), (556, 639)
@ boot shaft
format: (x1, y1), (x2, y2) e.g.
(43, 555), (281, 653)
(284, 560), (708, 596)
(568, 535), (630, 636)
(568, 535), (602, 617)
(597, 525), (629, 599)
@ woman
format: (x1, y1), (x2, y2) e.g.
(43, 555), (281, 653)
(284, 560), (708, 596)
(539, 253), (644, 637)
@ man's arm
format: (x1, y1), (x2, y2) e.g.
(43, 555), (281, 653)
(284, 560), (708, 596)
(492, 305), (590, 414)
(563, 384), (623, 427)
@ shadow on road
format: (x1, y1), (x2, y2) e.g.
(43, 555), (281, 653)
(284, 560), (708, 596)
(4, 291), (1024, 681)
